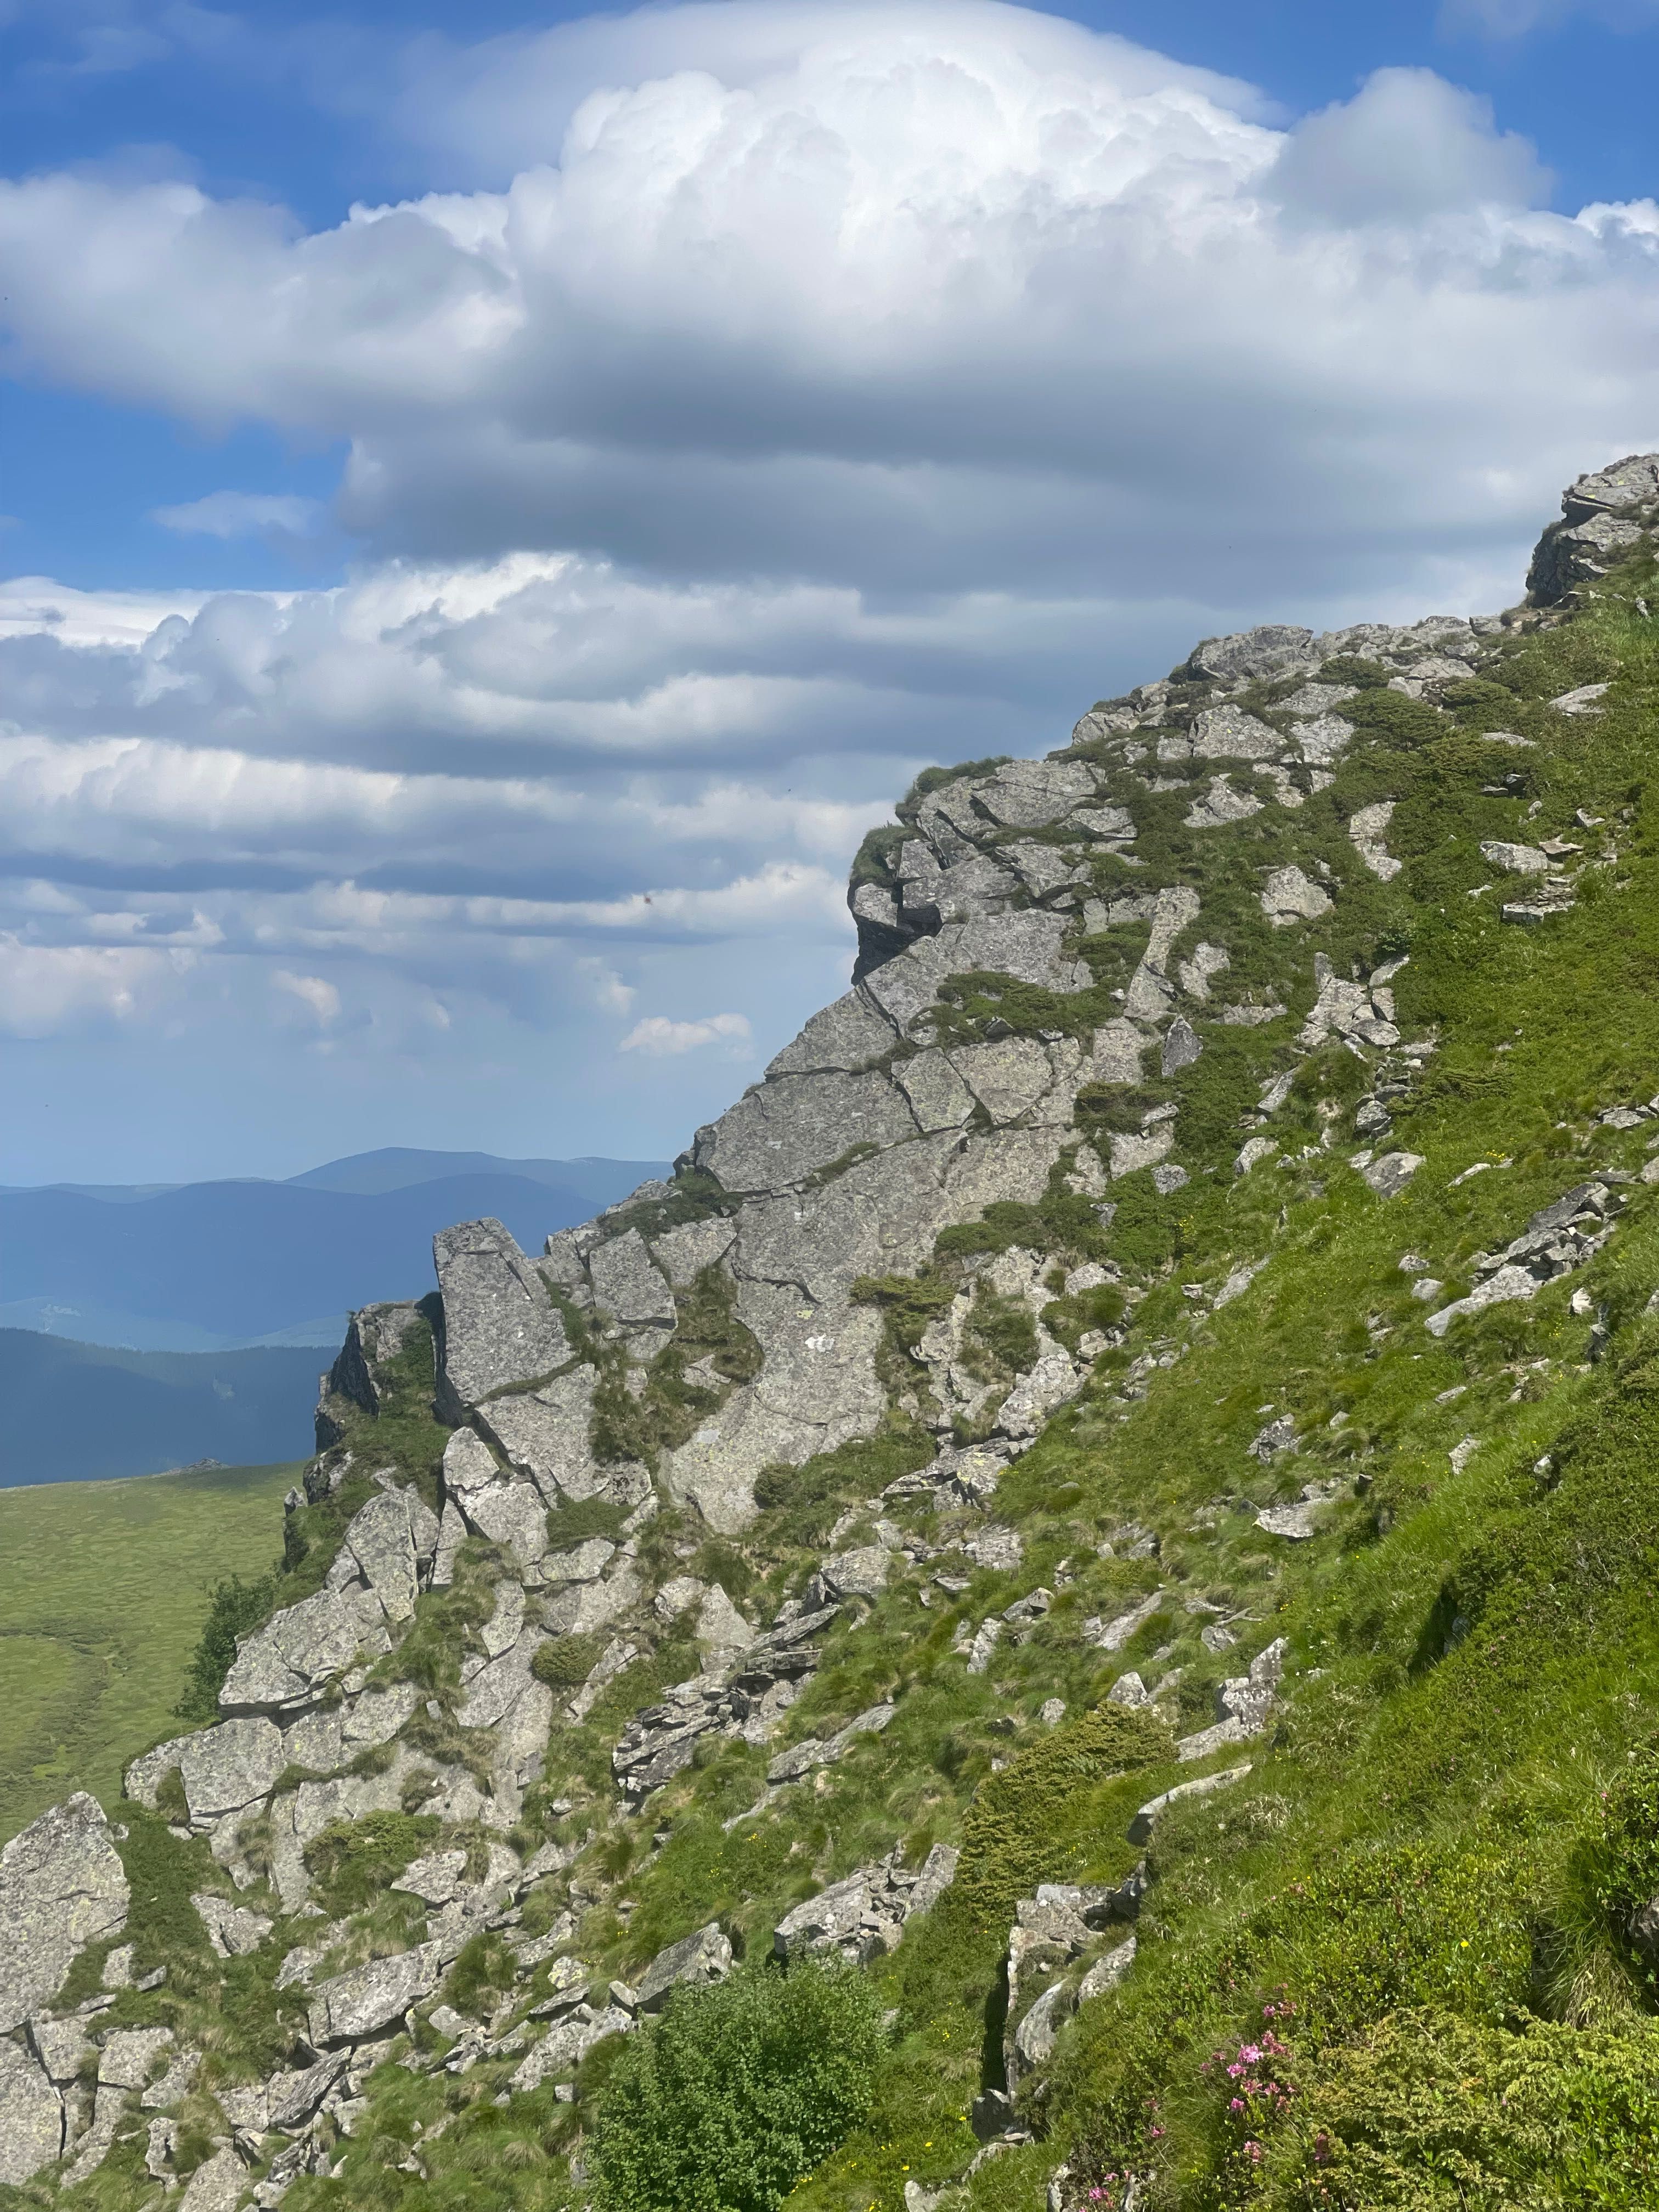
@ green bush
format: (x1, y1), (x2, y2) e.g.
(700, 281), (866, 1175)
(303, 1810), (439, 1915)
(1242, 2006), (1659, 2209)
(532, 1633), (604, 1690)
(175, 1570), (279, 1721)
(589, 1956), (887, 2212)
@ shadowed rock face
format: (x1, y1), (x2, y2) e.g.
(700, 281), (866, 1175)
(1527, 452), (1659, 606)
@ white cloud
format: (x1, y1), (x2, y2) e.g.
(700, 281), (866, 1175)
(619, 1011), (752, 1056)
(1270, 68), (1549, 223)
(272, 968), (341, 1024)
(2, 11), (1654, 609)
(0, 936), (182, 1036)
(153, 490), (324, 539)
(2, 1), (1658, 1155)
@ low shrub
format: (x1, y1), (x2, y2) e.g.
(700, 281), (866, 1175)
(589, 1955), (887, 2212)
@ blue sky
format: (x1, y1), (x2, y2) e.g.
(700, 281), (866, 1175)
(1, 0), (1656, 1184)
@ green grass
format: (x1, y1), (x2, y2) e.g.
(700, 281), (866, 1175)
(0, 1459), (298, 1842)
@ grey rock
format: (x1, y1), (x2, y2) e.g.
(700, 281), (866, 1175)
(1261, 865), (1333, 926)
(588, 1228), (678, 1331)
(392, 1850), (470, 1906)
(1077, 1936), (1137, 2004)
(1479, 840), (1550, 876)
(219, 1588), (384, 1718)
(340, 1489), (423, 1623)
(1562, 452), (1659, 522)
(191, 1894), (273, 1958)
(1425, 1262), (1546, 1337)
(1291, 712), (1355, 765)
(773, 1871), (889, 1964)
(307, 1940), (444, 2045)
(477, 1365), (625, 1509)
(1184, 775), (1262, 828)
(140, 2045), (201, 2109)
(950, 1036), (1079, 1127)
(1348, 800), (1402, 881)
(1009, 1978), (1074, 2084)
(543, 1538), (617, 1587)
(1002, 840), (1086, 899)
(1127, 1764), (1253, 1846)
(317, 1301), (424, 1435)
(265, 2050), (351, 2132)
(766, 991), (897, 1077)
(179, 2146), (246, 2212)
(1087, 1019), (1151, 1085)
(895, 1048), (977, 1132)
(1362, 1151), (1425, 1200)
(1551, 682), (1611, 716)
(1187, 625), (1319, 683)
(694, 1071), (917, 1195)
(510, 2006), (632, 2093)
(816, 1546), (890, 1602)
(860, 911), (1090, 1030)
(634, 1923), (733, 2012)
(99, 2025), (175, 2089)
(1108, 1125), (1173, 1179)
(341, 1679), (422, 1755)
(0, 2035), (63, 2185)
(1084, 1592), (1164, 1654)
(434, 1217), (571, 1416)
(1161, 1017), (1201, 1075)
(123, 1735), (196, 1812)
(648, 1214), (737, 1289)
(972, 758), (1099, 828)
(1183, 706), (1282, 761)
(1529, 454), (1658, 602)
(181, 1716), (291, 1824)
(696, 1584), (755, 1651)
(1072, 804), (1136, 841)
(28, 2017), (91, 2085)
(0, 1794), (131, 2032)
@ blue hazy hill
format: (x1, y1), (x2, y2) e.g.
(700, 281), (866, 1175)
(0, 1150), (669, 1352)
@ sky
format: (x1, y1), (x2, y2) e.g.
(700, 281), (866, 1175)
(1, 0), (1657, 1186)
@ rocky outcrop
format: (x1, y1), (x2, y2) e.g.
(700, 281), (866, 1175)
(434, 1217), (572, 1419)
(772, 1843), (958, 1963)
(0, 1794), (129, 2032)
(1527, 453), (1659, 606)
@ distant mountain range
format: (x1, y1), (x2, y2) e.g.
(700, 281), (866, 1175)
(0, 1148), (670, 1486)
(0, 1148), (669, 1353)
(0, 1331), (323, 1488)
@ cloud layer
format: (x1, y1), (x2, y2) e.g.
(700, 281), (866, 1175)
(2, 1), (1657, 1166)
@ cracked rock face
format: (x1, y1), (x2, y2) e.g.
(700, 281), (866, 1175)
(434, 1217), (571, 1417)
(0, 1794), (130, 2033)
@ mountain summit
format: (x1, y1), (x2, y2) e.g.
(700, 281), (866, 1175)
(4, 456), (1659, 2210)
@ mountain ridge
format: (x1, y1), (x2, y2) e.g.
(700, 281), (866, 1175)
(3, 453), (1659, 2210)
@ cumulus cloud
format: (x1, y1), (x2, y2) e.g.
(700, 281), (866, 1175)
(2, 1), (1659, 1157)
(619, 1011), (752, 1056)
(1270, 68), (1549, 223)
(153, 491), (324, 539)
(3, 10), (1655, 606)
(272, 968), (341, 1024)
(0, 936), (184, 1036)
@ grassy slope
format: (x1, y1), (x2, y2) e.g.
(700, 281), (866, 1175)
(0, 1461), (297, 1842)
(16, 551), (1659, 2212)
